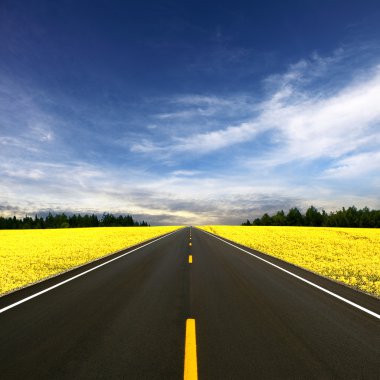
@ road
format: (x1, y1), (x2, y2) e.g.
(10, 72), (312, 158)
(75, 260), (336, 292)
(1, 227), (379, 379)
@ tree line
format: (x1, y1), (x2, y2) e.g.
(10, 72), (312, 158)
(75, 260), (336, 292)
(0, 213), (150, 229)
(242, 206), (380, 228)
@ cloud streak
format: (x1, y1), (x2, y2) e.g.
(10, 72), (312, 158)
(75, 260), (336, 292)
(132, 59), (380, 166)
(2, 47), (380, 224)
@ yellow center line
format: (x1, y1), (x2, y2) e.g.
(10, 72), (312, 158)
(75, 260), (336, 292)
(184, 319), (198, 380)
(189, 242), (192, 247)
(189, 255), (193, 263)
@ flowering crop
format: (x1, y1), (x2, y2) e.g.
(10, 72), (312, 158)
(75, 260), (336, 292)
(0, 226), (180, 295)
(199, 226), (380, 297)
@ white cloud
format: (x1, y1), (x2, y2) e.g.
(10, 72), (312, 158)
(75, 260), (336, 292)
(130, 120), (262, 155)
(2, 167), (45, 180)
(0, 136), (41, 152)
(171, 170), (200, 176)
(171, 94), (241, 107)
(130, 139), (167, 154)
(0, 75), (58, 160)
(132, 60), (380, 166)
(155, 108), (216, 119)
(173, 121), (260, 153)
(30, 123), (54, 142)
(323, 151), (380, 178)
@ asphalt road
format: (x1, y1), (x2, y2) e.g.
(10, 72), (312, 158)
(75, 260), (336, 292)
(1, 227), (379, 379)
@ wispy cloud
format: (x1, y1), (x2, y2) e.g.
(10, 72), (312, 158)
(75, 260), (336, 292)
(171, 170), (200, 176)
(0, 75), (58, 157)
(132, 54), (380, 166)
(323, 151), (380, 179)
(171, 94), (244, 107)
(155, 108), (216, 119)
(2, 46), (380, 224)
(153, 94), (252, 121)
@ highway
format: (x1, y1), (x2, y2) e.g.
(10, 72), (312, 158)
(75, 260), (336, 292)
(1, 227), (379, 379)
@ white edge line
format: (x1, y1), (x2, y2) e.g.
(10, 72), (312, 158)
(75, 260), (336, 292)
(0, 228), (183, 314)
(198, 228), (380, 321)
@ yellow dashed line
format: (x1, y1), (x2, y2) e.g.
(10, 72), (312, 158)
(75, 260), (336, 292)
(189, 255), (193, 264)
(184, 319), (198, 380)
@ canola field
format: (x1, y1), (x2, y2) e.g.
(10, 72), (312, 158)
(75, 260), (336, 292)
(199, 226), (380, 297)
(0, 226), (180, 295)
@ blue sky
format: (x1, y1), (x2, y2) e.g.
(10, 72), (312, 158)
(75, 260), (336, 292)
(1, 0), (380, 224)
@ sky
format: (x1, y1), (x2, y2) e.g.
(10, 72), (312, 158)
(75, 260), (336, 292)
(1, 0), (380, 225)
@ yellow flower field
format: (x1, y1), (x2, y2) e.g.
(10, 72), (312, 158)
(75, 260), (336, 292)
(0, 226), (180, 295)
(199, 226), (380, 297)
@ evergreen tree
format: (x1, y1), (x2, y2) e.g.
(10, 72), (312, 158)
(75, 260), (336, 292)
(305, 206), (323, 226)
(242, 205), (380, 227)
(286, 208), (304, 226)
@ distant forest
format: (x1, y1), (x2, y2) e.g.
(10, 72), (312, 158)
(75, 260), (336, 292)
(0, 213), (149, 229)
(243, 206), (380, 228)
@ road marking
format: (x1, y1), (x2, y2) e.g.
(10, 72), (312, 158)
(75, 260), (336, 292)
(189, 255), (193, 264)
(0, 229), (183, 314)
(189, 242), (192, 247)
(199, 229), (380, 321)
(184, 319), (198, 380)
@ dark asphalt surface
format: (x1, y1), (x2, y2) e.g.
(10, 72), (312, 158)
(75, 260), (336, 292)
(1, 227), (380, 379)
